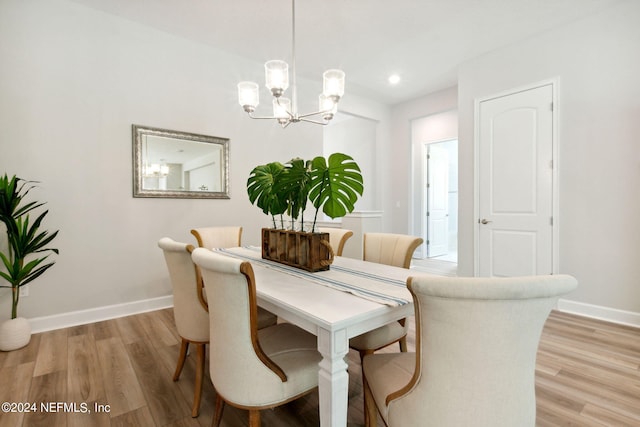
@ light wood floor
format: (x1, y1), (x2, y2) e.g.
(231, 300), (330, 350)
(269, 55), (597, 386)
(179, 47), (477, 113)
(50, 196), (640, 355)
(410, 258), (458, 277)
(0, 309), (638, 426)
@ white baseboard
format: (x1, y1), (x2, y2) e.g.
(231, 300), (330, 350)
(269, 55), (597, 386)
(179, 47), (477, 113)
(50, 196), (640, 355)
(26, 296), (639, 334)
(28, 295), (174, 334)
(557, 299), (640, 328)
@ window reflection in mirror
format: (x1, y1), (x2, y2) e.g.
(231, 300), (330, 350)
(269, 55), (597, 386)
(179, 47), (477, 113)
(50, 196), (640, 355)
(132, 125), (229, 199)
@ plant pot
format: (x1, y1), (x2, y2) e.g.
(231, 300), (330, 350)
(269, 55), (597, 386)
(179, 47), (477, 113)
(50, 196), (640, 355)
(262, 228), (334, 272)
(0, 317), (31, 351)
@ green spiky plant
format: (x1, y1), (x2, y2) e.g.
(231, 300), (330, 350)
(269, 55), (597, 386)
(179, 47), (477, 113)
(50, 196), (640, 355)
(247, 153), (363, 232)
(0, 174), (59, 319)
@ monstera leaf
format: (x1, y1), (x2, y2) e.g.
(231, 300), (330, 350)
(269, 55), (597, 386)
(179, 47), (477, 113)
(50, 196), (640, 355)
(274, 158), (311, 226)
(309, 153), (363, 226)
(246, 162), (287, 219)
(247, 153), (364, 232)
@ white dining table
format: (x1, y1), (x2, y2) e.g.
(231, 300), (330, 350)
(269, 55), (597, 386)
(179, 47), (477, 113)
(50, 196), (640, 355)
(215, 247), (415, 427)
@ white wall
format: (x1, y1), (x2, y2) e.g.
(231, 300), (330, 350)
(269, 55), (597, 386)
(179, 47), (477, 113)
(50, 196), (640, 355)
(457, 0), (640, 314)
(324, 115), (378, 211)
(0, 0), (327, 320)
(338, 93), (392, 229)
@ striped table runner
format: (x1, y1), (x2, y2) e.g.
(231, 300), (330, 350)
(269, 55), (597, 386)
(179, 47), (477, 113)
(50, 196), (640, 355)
(214, 246), (412, 307)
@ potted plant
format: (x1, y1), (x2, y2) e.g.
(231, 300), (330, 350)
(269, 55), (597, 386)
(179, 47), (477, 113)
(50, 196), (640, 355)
(247, 153), (363, 271)
(0, 174), (59, 351)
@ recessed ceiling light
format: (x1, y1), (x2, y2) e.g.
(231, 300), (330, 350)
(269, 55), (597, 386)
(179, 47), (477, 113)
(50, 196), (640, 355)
(388, 74), (401, 85)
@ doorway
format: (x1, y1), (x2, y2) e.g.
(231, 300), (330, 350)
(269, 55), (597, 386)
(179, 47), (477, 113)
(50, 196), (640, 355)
(424, 140), (458, 261)
(410, 110), (458, 264)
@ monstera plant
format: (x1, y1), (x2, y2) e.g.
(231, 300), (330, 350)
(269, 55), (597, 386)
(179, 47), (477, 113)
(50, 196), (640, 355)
(247, 153), (364, 232)
(0, 174), (58, 350)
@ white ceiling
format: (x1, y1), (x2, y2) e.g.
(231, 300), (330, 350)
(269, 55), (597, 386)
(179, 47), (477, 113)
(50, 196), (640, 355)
(70, 0), (624, 105)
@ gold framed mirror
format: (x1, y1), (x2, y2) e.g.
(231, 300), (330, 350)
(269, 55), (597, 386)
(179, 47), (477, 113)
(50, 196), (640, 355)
(132, 125), (229, 199)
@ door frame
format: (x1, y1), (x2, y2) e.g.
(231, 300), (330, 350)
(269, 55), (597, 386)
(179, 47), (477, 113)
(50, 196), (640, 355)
(473, 78), (560, 276)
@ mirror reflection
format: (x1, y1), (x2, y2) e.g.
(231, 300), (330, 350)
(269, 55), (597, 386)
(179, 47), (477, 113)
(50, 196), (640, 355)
(133, 125), (229, 199)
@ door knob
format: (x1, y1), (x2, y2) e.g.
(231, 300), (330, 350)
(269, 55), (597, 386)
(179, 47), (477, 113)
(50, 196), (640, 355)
(480, 219), (492, 224)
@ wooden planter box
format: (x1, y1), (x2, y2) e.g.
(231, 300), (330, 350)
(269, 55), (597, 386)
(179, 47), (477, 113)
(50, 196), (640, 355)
(261, 228), (334, 272)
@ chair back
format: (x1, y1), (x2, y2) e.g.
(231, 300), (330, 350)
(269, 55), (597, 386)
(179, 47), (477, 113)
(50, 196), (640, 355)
(363, 233), (423, 268)
(386, 274), (578, 427)
(191, 248), (287, 406)
(157, 237), (209, 342)
(190, 226), (242, 248)
(317, 227), (354, 257)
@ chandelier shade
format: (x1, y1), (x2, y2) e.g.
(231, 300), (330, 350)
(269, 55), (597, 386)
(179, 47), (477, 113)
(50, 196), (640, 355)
(319, 95), (337, 120)
(238, 81), (260, 112)
(323, 69), (345, 100)
(237, 0), (345, 128)
(273, 98), (292, 124)
(265, 60), (289, 97)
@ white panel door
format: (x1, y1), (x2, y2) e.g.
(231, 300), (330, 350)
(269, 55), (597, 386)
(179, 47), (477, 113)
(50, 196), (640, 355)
(426, 144), (449, 257)
(478, 84), (553, 277)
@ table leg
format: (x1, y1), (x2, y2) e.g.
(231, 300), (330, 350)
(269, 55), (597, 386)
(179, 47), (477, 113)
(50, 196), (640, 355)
(317, 327), (350, 427)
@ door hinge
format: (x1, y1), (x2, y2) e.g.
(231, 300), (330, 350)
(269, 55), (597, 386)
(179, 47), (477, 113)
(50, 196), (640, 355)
(550, 217), (554, 226)
(550, 102), (554, 111)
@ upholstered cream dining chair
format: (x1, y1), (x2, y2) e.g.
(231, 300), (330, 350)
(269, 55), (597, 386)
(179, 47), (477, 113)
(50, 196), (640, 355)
(362, 232), (423, 270)
(363, 274), (578, 427)
(190, 226), (242, 249)
(317, 227), (354, 257)
(349, 232), (423, 358)
(157, 237), (209, 417)
(191, 225), (278, 328)
(158, 237), (277, 417)
(191, 248), (322, 427)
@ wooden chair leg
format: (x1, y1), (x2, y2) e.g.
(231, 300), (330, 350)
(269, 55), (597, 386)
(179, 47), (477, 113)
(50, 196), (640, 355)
(173, 338), (189, 381)
(249, 409), (261, 427)
(364, 379), (370, 427)
(191, 343), (206, 417)
(397, 318), (408, 353)
(363, 374), (378, 427)
(212, 395), (225, 427)
(399, 335), (408, 353)
(359, 349), (375, 426)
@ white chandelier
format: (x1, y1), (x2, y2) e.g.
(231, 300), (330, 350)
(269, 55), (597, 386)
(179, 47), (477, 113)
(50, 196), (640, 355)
(237, 0), (345, 128)
(144, 163), (169, 177)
